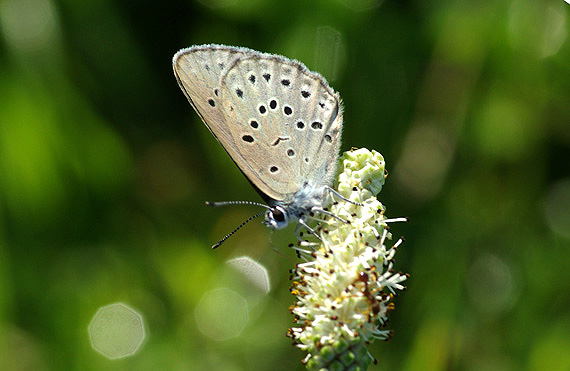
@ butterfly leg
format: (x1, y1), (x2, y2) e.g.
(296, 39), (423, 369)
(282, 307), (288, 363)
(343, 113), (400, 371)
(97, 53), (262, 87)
(325, 186), (364, 206)
(311, 207), (349, 224)
(294, 222), (307, 243)
(297, 218), (322, 241)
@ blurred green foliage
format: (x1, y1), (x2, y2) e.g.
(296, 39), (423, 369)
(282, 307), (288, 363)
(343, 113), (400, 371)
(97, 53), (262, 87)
(1, 0), (569, 369)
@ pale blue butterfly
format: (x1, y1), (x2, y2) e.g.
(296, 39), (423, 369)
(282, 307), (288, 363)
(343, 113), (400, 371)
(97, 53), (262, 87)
(173, 44), (354, 248)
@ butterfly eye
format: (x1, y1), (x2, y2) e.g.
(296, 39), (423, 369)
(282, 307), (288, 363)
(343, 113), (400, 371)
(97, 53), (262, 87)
(273, 209), (285, 222)
(265, 206), (288, 229)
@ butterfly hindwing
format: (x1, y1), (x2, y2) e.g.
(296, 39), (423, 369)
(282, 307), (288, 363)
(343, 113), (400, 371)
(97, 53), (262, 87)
(219, 53), (342, 202)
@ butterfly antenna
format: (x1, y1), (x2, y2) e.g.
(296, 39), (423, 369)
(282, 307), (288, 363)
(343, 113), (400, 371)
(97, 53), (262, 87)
(211, 210), (266, 249)
(206, 200), (271, 209)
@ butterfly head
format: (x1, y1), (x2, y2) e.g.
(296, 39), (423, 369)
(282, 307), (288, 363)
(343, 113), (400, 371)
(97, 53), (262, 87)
(264, 205), (290, 230)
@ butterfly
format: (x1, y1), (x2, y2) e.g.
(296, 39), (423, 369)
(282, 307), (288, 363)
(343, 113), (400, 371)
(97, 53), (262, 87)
(173, 44), (352, 248)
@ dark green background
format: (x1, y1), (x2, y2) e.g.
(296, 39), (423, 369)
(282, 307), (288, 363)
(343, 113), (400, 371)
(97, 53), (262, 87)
(1, 0), (569, 369)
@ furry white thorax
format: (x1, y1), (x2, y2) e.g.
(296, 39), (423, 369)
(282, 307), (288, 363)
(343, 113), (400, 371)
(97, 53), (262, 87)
(264, 181), (329, 230)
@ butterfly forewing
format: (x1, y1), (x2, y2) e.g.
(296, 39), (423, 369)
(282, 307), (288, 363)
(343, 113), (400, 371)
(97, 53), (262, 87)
(219, 54), (343, 202)
(173, 45), (249, 152)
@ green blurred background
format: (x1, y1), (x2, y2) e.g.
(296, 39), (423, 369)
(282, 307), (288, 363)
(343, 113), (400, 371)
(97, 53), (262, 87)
(1, 0), (569, 369)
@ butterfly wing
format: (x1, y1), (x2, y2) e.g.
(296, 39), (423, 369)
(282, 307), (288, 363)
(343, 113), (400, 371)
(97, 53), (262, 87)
(173, 44), (250, 157)
(218, 53), (343, 202)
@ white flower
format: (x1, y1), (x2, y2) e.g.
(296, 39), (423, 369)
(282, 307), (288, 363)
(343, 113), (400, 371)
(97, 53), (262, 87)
(288, 148), (408, 371)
